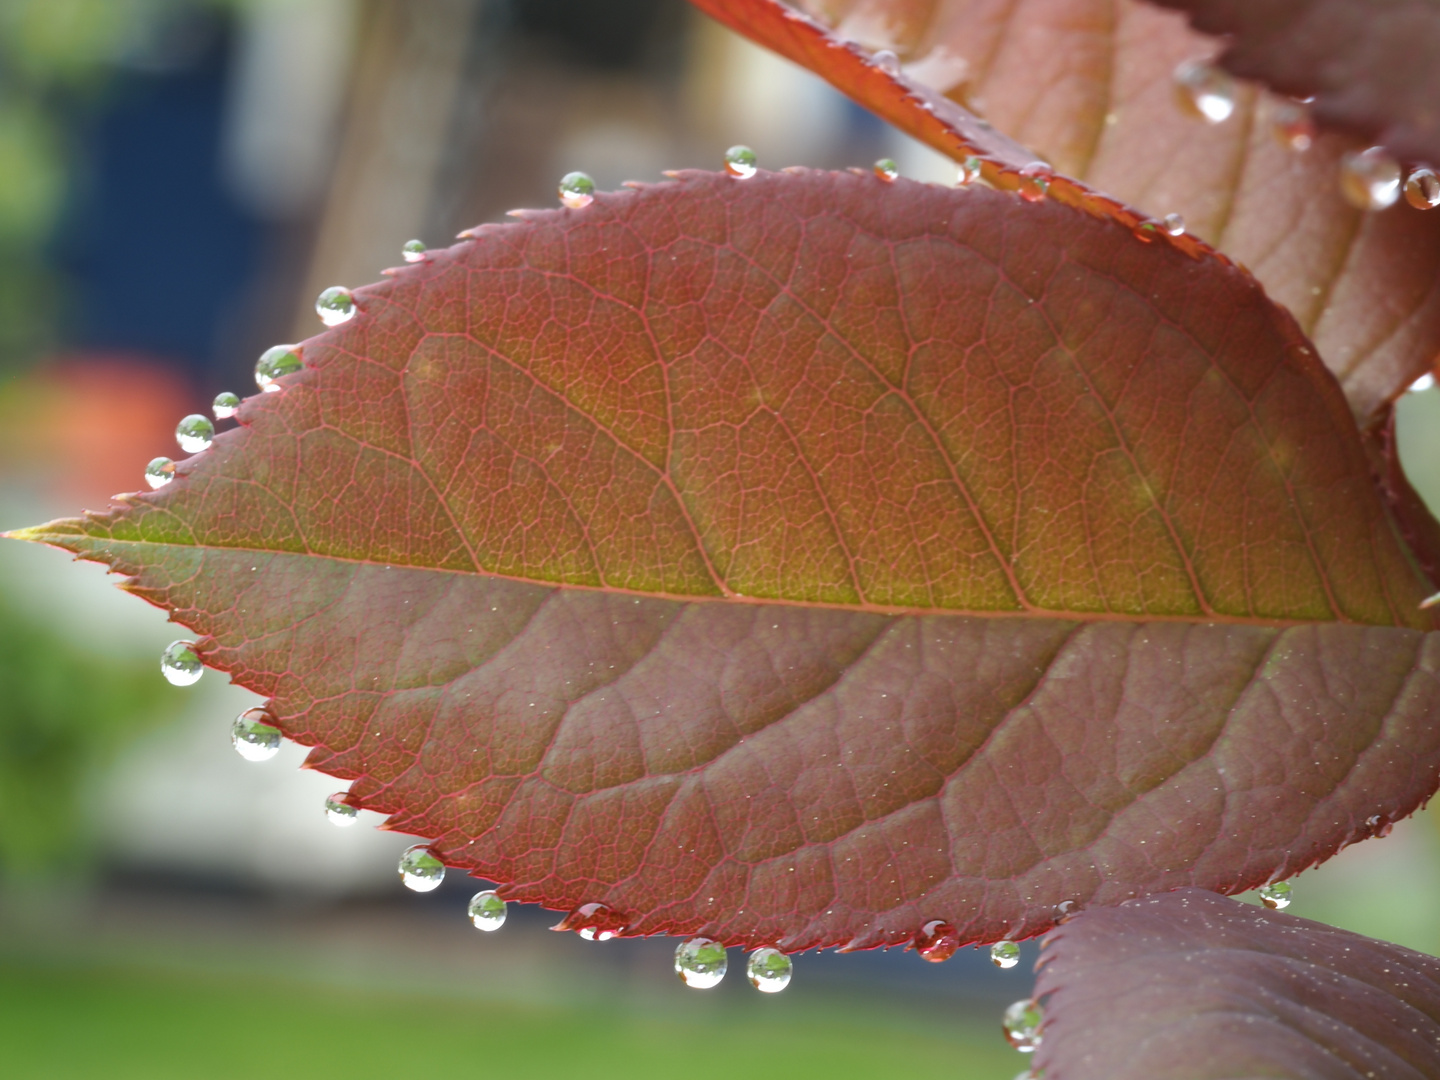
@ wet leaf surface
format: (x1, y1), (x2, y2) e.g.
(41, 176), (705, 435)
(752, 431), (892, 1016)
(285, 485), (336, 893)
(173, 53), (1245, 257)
(15, 170), (1440, 948)
(1032, 888), (1440, 1080)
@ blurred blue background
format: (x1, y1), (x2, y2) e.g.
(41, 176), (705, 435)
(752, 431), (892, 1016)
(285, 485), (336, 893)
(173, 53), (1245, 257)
(0, 2), (1437, 1077)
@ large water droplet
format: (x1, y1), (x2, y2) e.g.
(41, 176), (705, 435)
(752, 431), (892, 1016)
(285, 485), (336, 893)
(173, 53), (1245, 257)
(990, 941), (1021, 969)
(874, 158), (898, 182)
(746, 947), (792, 993)
(324, 792), (359, 826)
(675, 936), (728, 989)
(398, 844), (446, 892)
(1163, 212), (1186, 236)
(160, 640), (203, 686)
(175, 414), (214, 454)
(402, 238), (428, 263)
(914, 919), (959, 963)
(231, 707), (281, 761)
(558, 171), (595, 209)
(1257, 881), (1292, 909)
(1405, 167), (1440, 210)
(316, 286), (356, 326)
(212, 391), (240, 420)
(1410, 372), (1436, 393)
(560, 902), (627, 941)
(958, 156), (982, 185)
(1173, 59), (1236, 124)
(255, 345), (301, 391)
(1002, 999), (1043, 1052)
(1016, 163), (1050, 202)
(1339, 147), (1402, 211)
(145, 456), (175, 489)
(468, 889), (507, 931)
(872, 49), (901, 76)
(724, 145), (757, 179)
(1272, 99), (1315, 152)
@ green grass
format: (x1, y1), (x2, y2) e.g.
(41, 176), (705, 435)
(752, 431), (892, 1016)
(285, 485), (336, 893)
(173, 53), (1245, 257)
(0, 959), (1019, 1080)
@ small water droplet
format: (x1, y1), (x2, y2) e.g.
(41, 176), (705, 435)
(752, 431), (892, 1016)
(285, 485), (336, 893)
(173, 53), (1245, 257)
(316, 286), (356, 326)
(958, 156), (982, 185)
(914, 920), (959, 963)
(724, 145), (758, 179)
(990, 941), (1021, 969)
(1056, 899), (1079, 919)
(1405, 167), (1440, 209)
(1272, 99), (1315, 151)
(1163, 212), (1185, 236)
(558, 171), (595, 208)
(746, 947), (793, 992)
(468, 889), (508, 931)
(1016, 163), (1050, 202)
(872, 49), (901, 76)
(1410, 372), (1436, 393)
(324, 792), (359, 826)
(1002, 999), (1043, 1052)
(212, 391), (240, 420)
(560, 901), (627, 940)
(1339, 147), (1402, 210)
(402, 238), (428, 263)
(873, 157), (899, 181)
(160, 640), (203, 686)
(255, 345), (302, 391)
(231, 707), (281, 761)
(675, 936), (728, 988)
(175, 414), (214, 454)
(145, 456), (175, 489)
(398, 844), (446, 892)
(1258, 881), (1292, 909)
(1173, 59), (1236, 124)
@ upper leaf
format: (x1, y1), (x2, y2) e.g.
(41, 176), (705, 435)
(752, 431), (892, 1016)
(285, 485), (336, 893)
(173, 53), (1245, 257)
(1031, 889), (1440, 1080)
(15, 171), (1440, 949)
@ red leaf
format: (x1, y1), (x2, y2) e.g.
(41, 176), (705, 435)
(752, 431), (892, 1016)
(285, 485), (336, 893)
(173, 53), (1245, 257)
(14, 170), (1440, 949)
(690, 0), (1440, 421)
(1030, 889), (1440, 1080)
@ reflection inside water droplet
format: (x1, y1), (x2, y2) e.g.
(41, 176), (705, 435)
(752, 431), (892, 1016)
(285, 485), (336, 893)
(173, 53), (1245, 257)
(724, 145), (758, 179)
(990, 941), (1021, 969)
(1173, 59), (1236, 124)
(212, 391), (240, 420)
(324, 792), (359, 826)
(675, 936), (727, 988)
(958, 156), (982, 185)
(914, 919), (959, 962)
(873, 158), (898, 182)
(1002, 999), (1043, 1051)
(1272, 99), (1315, 152)
(562, 901), (627, 941)
(231, 707), (281, 761)
(402, 238), (427, 262)
(1258, 881), (1292, 909)
(160, 641), (203, 686)
(468, 889), (507, 931)
(255, 345), (302, 391)
(1339, 147), (1402, 211)
(558, 171), (595, 208)
(398, 845), (446, 892)
(175, 414), (214, 454)
(746, 947), (793, 992)
(1406, 167), (1440, 209)
(315, 286), (356, 326)
(145, 456), (175, 489)
(1016, 163), (1050, 202)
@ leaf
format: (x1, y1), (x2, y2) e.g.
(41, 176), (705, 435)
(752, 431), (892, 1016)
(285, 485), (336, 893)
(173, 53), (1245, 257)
(688, 0), (1440, 421)
(13, 170), (1440, 949)
(1030, 888), (1440, 1080)
(1150, 0), (1440, 171)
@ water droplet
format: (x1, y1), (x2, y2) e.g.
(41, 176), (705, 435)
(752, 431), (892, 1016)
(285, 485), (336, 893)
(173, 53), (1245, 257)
(1258, 881), (1292, 909)
(914, 919), (959, 963)
(1410, 372), (1436, 393)
(1016, 163), (1050, 202)
(746, 947), (793, 992)
(316, 286), (356, 326)
(1163, 212), (1186, 236)
(724, 145), (757, 179)
(558, 171), (595, 208)
(990, 941), (1021, 969)
(398, 844), (446, 893)
(1056, 899), (1079, 919)
(560, 902), (627, 940)
(145, 456), (175, 489)
(958, 156), (982, 185)
(212, 391), (240, 420)
(402, 238), (428, 263)
(872, 49), (901, 76)
(1002, 999), (1043, 1052)
(324, 792), (359, 826)
(1272, 99), (1315, 151)
(873, 158), (899, 182)
(1405, 167), (1440, 209)
(231, 707), (281, 761)
(675, 936), (728, 988)
(160, 640), (203, 686)
(175, 414), (214, 454)
(468, 889), (508, 931)
(1173, 59), (1236, 124)
(255, 345), (301, 391)
(1339, 147), (1402, 210)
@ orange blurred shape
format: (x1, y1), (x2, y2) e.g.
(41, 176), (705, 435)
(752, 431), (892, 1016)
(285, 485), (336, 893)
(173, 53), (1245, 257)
(0, 354), (198, 509)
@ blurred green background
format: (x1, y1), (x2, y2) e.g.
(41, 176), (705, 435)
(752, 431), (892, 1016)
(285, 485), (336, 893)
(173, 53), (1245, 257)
(1, 1), (1439, 1077)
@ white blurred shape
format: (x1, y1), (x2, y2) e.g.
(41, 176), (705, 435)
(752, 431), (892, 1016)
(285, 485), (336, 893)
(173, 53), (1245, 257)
(888, 130), (962, 186)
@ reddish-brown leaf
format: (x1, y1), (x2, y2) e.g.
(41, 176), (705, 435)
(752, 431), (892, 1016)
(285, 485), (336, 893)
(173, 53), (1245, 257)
(1031, 889), (1440, 1080)
(14, 171), (1440, 949)
(689, 0), (1440, 421)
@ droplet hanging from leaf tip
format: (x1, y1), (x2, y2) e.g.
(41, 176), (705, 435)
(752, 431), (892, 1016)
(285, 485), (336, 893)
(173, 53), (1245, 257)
(991, 941), (1022, 969)
(1405, 167), (1440, 209)
(212, 391), (240, 420)
(1173, 59), (1236, 124)
(324, 792), (358, 826)
(872, 48), (900, 76)
(675, 936), (727, 988)
(873, 158), (898, 182)
(914, 919), (959, 962)
(175, 414), (214, 454)
(232, 707), (281, 761)
(398, 845), (445, 892)
(255, 344), (301, 391)
(315, 286), (356, 326)
(1257, 881), (1292, 909)
(401, 238), (427, 263)
(724, 145), (757, 179)
(144, 456), (175, 489)
(468, 890), (507, 931)
(1339, 147), (1402, 210)
(559, 901), (627, 940)
(558, 171), (595, 208)
(160, 640), (203, 686)
(746, 947), (793, 992)
(1002, 999), (1043, 1052)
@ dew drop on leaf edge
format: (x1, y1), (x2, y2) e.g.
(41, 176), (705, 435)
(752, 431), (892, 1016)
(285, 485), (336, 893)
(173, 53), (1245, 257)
(558, 171), (595, 209)
(231, 707), (281, 762)
(914, 919), (959, 963)
(873, 158), (898, 182)
(399, 845), (446, 893)
(212, 391), (240, 420)
(1406, 167), (1440, 210)
(724, 145), (757, 179)
(675, 936), (728, 989)
(564, 901), (627, 941)
(315, 286), (356, 326)
(990, 941), (1021, 969)
(1258, 881), (1292, 909)
(144, 456), (175, 489)
(1339, 147), (1402, 211)
(160, 640), (202, 686)
(746, 947), (792, 993)
(175, 414), (214, 454)
(1410, 372), (1435, 393)
(401, 238), (427, 262)
(872, 48), (900, 76)
(1016, 163), (1050, 202)
(255, 345), (301, 391)
(324, 792), (359, 826)
(1173, 58), (1236, 124)
(1002, 999), (1043, 1052)
(1272, 98), (1315, 152)
(958, 156), (981, 185)
(1163, 212), (1185, 236)
(468, 890), (507, 932)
